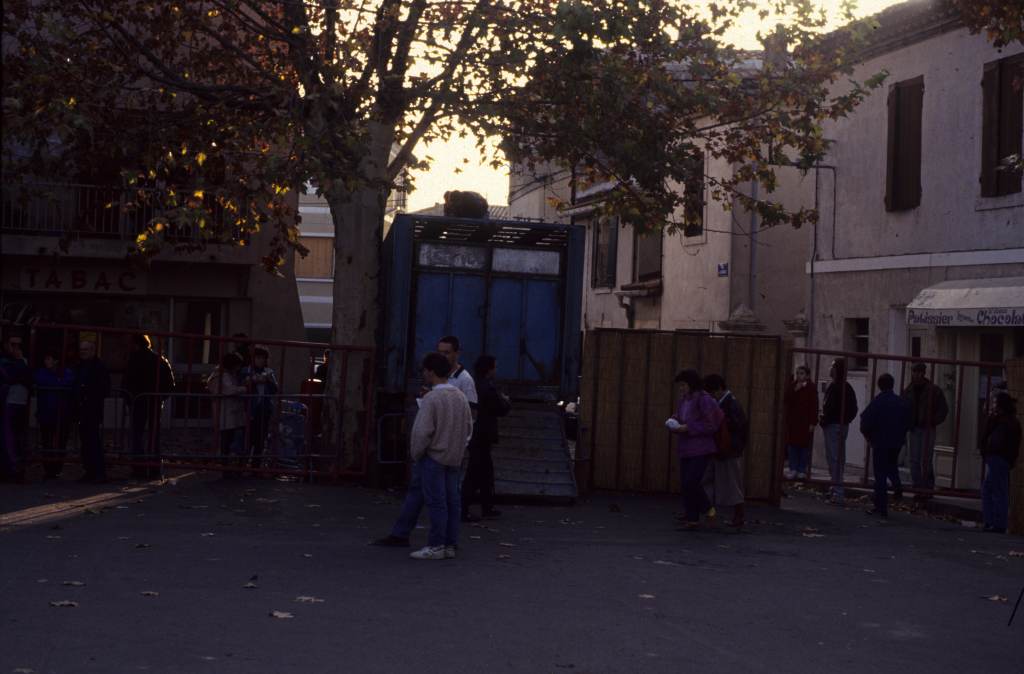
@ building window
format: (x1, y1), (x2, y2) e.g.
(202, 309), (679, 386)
(911, 336), (922, 358)
(591, 216), (618, 288)
(845, 317), (870, 370)
(683, 150), (705, 237)
(633, 227), (662, 282)
(981, 54), (1024, 198)
(885, 76), (924, 212)
(295, 236), (334, 279)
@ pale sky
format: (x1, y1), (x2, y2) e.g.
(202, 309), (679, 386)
(406, 0), (904, 212)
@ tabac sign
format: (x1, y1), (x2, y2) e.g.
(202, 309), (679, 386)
(17, 266), (144, 294)
(907, 308), (1024, 327)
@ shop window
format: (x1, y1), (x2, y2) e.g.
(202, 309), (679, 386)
(295, 237), (334, 279)
(845, 317), (870, 370)
(591, 216), (618, 288)
(981, 54), (1024, 197)
(885, 76), (924, 211)
(633, 227), (662, 282)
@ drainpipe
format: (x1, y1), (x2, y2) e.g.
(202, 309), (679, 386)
(748, 174), (759, 313)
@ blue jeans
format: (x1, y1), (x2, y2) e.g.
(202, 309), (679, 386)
(823, 424), (849, 500)
(786, 444), (811, 475)
(391, 456), (461, 547)
(679, 454), (712, 522)
(908, 427), (936, 490)
(982, 455), (1009, 530)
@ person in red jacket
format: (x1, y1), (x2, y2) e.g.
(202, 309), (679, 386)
(783, 365), (819, 480)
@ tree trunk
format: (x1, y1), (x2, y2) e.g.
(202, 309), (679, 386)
(322, 121), (393, 473)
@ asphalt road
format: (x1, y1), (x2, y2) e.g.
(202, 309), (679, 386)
(1, 472), (1022, 674)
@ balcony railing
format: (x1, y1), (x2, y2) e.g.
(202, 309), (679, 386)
(1, 182), (236, 242)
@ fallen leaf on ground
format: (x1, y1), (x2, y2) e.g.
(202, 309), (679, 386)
(633, 555), (644, 560)
(499, 542), (516, 548)
(306, 504), (321, 509)
(37, 579), (48, 583)
(294, 596), (325, 603)
(117, 536), (130, 540)
(653, 560), (677, 566)
(497, 554), (512, 560)
(13, 667), (35, 673)
(243, 582), (258, 589)
(469, 535), (481, 540)
(984, 595), (1008, 602)
(269, 610), (294, 619)
(62, 580), (85, 587)
(134, 543), (151, 549)
(1009, 551), (1023, 558)
(355, 516), (366, 520)
(802, 533), (825, 539)
(638, 594), (656, 599)
(254, 498), (279, 504)
(960, 520), (978, 528)
(862, 569), (876, 574)
(49, 600), (78, 608)
(140, 591), (159, 597)
(46, 535), (61, 540)
(302, 553), (313, 558)
(201, 532), (215, 537)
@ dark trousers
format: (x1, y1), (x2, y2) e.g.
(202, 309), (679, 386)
(39, 421), (71, 478)
(3, 404), (29, 477)
(872, 446), (901, 515)
(680, 454), (713, 522)
(79, 417), (105, 480)
(249, 409), (271, 468)
(131, 399), (162, 477)
(462, 438), (495, 515)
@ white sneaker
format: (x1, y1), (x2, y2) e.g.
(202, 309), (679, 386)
(410, 545), (446, 560)
(444, 545), (457, 559)
(783, 468), (795, 480)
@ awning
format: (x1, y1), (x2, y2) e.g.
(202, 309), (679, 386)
(906, 276), (1024, 327)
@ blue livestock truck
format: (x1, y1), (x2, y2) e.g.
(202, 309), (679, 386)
(379, 213), (584, 498)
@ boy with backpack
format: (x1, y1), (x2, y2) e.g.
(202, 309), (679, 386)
(703, 374), (749, 528)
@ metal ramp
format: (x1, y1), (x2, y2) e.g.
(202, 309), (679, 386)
(493, 402), (577, 500)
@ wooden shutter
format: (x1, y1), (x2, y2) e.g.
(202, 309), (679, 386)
(981, 60), (1000, 197)
(997, 57), (1024, 196)
(885, 84), (898, 211)
(295, 237), (334, 278)
(886, 77), (924, 211)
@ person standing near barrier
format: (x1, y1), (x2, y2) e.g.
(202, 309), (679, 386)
(0, 333), (31, 482)
(783, 364), (818, 480)
(241, 346), (278, 470)
(74, 341), (110, 483)
(821, 359), (858, 505)
(980, 392), (1020, 534)
(859, 374), (911, 518)
(34, 351), (74, 479)
(437, 336), (477, 410)
(207, 351), (248, 474)
(125, 334), (174, 480)
(461, 355), (511, 522)
(702, 374), (748, 529)
(373, 352), (473, 559)
(901, 362), (948, 501)
(666, 369), (723, 530)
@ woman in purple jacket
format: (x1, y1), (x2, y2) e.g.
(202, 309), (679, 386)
(667, 369), (724, 529)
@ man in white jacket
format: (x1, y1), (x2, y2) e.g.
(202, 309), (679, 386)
(372, 352), (473, 560)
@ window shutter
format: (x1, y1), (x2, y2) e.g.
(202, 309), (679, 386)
(996, 57), (1023, 196)
(885, 84), (898, 211)
(607, 217), (619, 285)
(900, 78), (924, 209)
(980, 61), (1000, 197)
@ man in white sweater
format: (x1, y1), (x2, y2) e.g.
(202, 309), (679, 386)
(372, 352), (473, 560)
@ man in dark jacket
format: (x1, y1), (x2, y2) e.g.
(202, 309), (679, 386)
(860, 374), (911, 518)
(124, 334), (174, 479)
(74, 341), (111, 482)
(821, 359), (858, 504)
(461, 355), (510, 522)
(901, 362), (948, 498)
